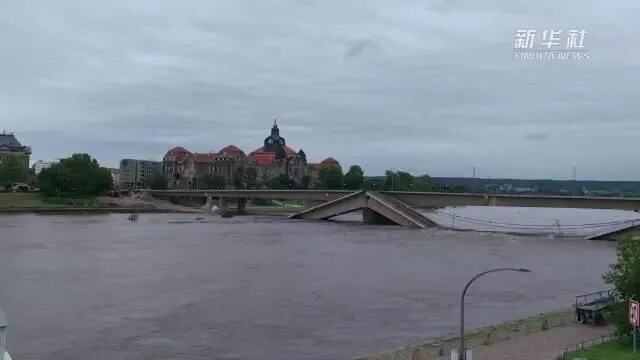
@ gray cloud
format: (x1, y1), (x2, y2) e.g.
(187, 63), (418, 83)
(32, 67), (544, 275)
(345, 39), (375, 58)
(524, 133), (549, 141)
(1, 0), (639, 180)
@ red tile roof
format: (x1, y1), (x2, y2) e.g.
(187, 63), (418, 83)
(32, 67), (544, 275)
(248, 146), (297, 166)
(164, 147), (192, 162)
(219, 145), (245, 156)
(193, 152), (218, 163)
(321, 157), (339, 165)
(249, 146), (296, 156)
(250, 152), (277, 166)
(308, 163), (323, 171)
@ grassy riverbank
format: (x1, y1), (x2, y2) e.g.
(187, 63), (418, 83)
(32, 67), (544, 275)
(245, 205), (309, 214)
(567, 337), (640, 359)
(244, 199), (310, 215)
(0, 193), (203, 213)
(0, 193), (101, 209)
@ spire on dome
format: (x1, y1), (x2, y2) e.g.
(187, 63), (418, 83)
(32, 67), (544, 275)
(270, 119), (280, 137)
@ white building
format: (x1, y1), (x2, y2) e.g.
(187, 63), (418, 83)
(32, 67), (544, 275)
(32, 160), (56, 175)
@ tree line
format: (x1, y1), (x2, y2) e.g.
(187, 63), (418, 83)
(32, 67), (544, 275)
(37, 154), (112, 196)
(312, 165), (434, 192)
(0, 153), (113, 196)
(0, 156), (29, 185)
(2, 152), (436, 195)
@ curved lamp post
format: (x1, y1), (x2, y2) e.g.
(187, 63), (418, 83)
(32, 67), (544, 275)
(0, 307), (8, 360)
(458, 267), (531, 360)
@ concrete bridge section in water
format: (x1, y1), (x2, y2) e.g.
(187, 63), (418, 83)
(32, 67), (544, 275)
(289, 191), (437, 228)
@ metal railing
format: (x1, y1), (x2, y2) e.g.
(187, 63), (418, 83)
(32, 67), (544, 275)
(575, 289), (618, 307)
(561, 333), (618, 359)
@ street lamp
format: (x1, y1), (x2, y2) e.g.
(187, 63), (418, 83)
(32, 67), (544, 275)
(390, 168), (397, 191)
(458, 267), (531, 360)
(0, 307), (9, 360)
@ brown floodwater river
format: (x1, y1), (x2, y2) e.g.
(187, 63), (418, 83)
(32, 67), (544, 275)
(0, 213), (617, 359)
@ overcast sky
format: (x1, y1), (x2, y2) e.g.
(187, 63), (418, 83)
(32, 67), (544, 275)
(1, 0), (639, 179)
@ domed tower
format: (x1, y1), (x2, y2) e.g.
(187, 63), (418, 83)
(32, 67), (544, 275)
(263, 119), (286, 153)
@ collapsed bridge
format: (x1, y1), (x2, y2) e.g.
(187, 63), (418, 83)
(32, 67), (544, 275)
(144, 189), (640, 231)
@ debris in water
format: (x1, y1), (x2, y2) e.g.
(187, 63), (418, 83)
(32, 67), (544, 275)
(127, 213), (139, 222)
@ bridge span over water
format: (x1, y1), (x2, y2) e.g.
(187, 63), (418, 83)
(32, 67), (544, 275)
(145, 189), (640, 210)
(145, 189), (640, 229)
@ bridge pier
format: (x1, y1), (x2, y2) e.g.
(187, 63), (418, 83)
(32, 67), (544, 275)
(218, 198), (227, 214)
(488, 195), (497, 206)
(237, 198), (247, 214)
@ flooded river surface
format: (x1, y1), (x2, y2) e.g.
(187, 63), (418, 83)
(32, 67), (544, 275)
(0, 213), (617, 360)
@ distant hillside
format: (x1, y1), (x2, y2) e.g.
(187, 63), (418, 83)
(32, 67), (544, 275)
(431, 177), (640, 197)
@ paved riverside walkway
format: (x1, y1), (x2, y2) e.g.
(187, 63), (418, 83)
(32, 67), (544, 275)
(434, 323), (614, 360)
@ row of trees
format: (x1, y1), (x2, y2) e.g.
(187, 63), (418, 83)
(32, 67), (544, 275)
(314, 165), (434, 192)
(258, 165), (433, 192)
(1, 153), (115, 197)
(0, 156), (29, 186)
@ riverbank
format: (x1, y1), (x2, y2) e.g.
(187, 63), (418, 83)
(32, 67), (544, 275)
(565, 336), (635, 359)
(0, 192), (95, 208)
(0, 207), (193, 214)
(245, 205), (308, 215)
(0, 193), (311, 215)
(0, 193), (200, 213)
(354, 309), (614, 360)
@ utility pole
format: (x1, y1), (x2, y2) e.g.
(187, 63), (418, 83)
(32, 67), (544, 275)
(572, 166), (577, 197)
(390, 168), (397, 191)
(472, 167), (476, 178)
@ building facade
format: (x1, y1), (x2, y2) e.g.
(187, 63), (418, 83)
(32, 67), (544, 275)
(32, 160), (56, 175)
(308, 157), (342, 187)
(119, 159), (163, 189)
(109, 168), (121, 189)
(247, 121), (308, 186)
(162, 121), (338, 190)
(163, 146), (244, 189)
(0, 131), (31, 169)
